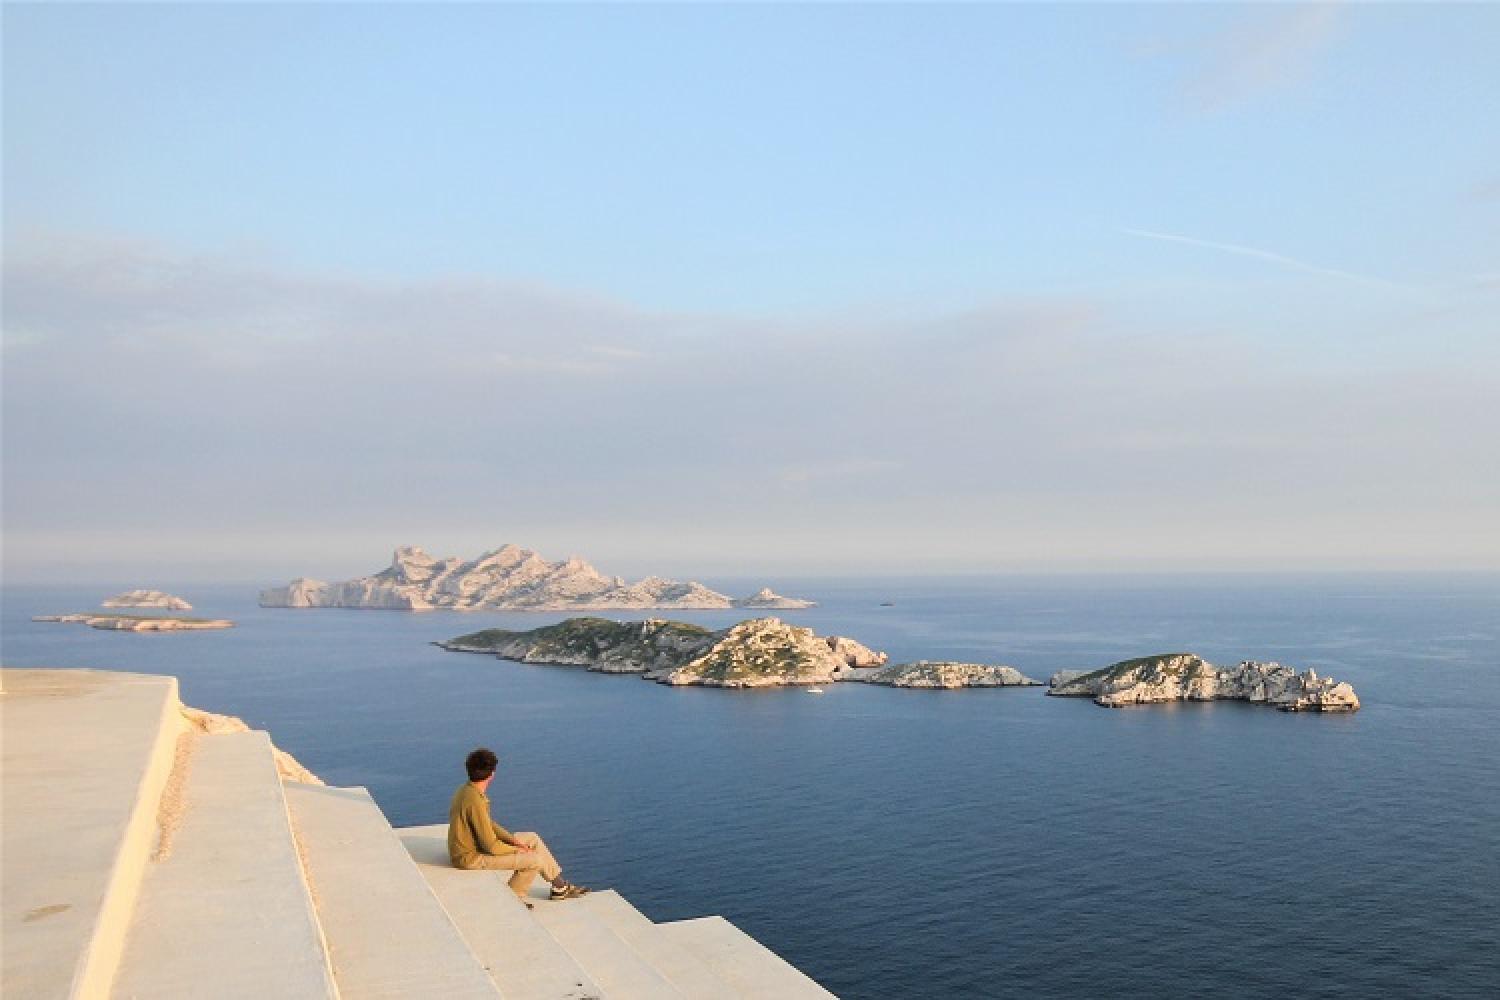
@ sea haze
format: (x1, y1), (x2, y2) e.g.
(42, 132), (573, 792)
(3, 575), (1497, 999)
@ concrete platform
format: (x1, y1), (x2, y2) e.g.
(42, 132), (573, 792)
(1, 669), (183, 999)
(111, 731), (337, 999)
(398, 825), (602, 999)
(285, 784), (500, 999)
(659, 916), (834, 999)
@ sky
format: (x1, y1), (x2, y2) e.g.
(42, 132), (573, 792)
(3, 2), (1498, 583)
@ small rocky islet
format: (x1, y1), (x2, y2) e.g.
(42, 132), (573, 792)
(438, 618), (1361, 709)
(33, 613), (234, 631)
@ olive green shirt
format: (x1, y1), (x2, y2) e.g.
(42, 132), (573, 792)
(448, 782), (517, 867)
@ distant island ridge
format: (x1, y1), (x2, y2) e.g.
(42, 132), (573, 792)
(259, 544), (815, 611)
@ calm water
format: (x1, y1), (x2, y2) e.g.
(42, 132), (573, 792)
(4, 575), (1498, 999)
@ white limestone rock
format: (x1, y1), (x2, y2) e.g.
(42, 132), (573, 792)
(660, 618), (850, 687)
(827, 635), (888, 668)
(102, 589), (193, 610)
(1047, 653), (1360, 712)
(1049, 669), (1087, 688)
(852, 661), (1040, 689)
(260, 544), (814, 611)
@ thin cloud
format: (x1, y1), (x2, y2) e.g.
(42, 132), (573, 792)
(777, 458), (902, 485)
(1179, 4), (1346, 111)
(1123, 228), (1405, 289)
(487, 352), (621, 376)
(589, 345), (648, 360)
(5, 227), (1496, 577)
(1469, 178), (1500, 203)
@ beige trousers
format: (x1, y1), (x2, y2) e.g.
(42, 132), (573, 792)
(459, 832), (562, 900)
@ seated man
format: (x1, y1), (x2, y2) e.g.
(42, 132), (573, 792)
(448, 747), (590, 908)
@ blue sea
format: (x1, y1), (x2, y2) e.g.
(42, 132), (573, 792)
(4, 575), (1497, 999)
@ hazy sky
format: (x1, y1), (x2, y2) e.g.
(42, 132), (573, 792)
(4, 3), (1498, 582)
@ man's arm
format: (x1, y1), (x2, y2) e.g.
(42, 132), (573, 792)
(491, 819), (531, 850)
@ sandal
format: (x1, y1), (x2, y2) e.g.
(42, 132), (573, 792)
(550, 882), (590, 900)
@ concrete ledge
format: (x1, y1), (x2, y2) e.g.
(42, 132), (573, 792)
(1, 669), (184, 999)
(285, 785), (500, 999)
(111, 731), (337, 999)
(531, 897), (686, 999)
(659, 917), (835, 999)
(566, 891), (736, 1000)
(398, 825), (602, 1000)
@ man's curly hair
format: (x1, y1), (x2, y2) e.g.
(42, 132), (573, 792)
(465, 747), (499, 782)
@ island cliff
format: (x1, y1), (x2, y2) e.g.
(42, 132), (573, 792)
(1046, 653), (1360, 711)
(260, 545), (814, 611)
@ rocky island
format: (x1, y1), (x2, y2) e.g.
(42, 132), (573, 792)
(261, 544), (815, 611)
(850, 661), (1040, 689)
(102, 589), (193, 610)
(440, 616), (884, 687)
(440, 617), (1041, 693)
(33, 613), (234, 631)
(1047, 653), (1360, 711)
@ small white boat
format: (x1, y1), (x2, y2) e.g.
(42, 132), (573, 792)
(806, 687), (825, 694)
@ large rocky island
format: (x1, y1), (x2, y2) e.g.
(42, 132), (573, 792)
(1047, 653), (1360, 711)
(261, 544), (815, 611)
(441, 616), (877, 686)
(440, 616), (1040, 690)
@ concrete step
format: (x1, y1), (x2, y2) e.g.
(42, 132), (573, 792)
(110, 731), (338, 999)
(658, 917), (835, 999)
(564, 891), (738, 1000)
(285, 784), (501, 999)
(1, 668), (183, 999)
(397, 824), (602, 1000)
(528, 894), (686, 1000)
